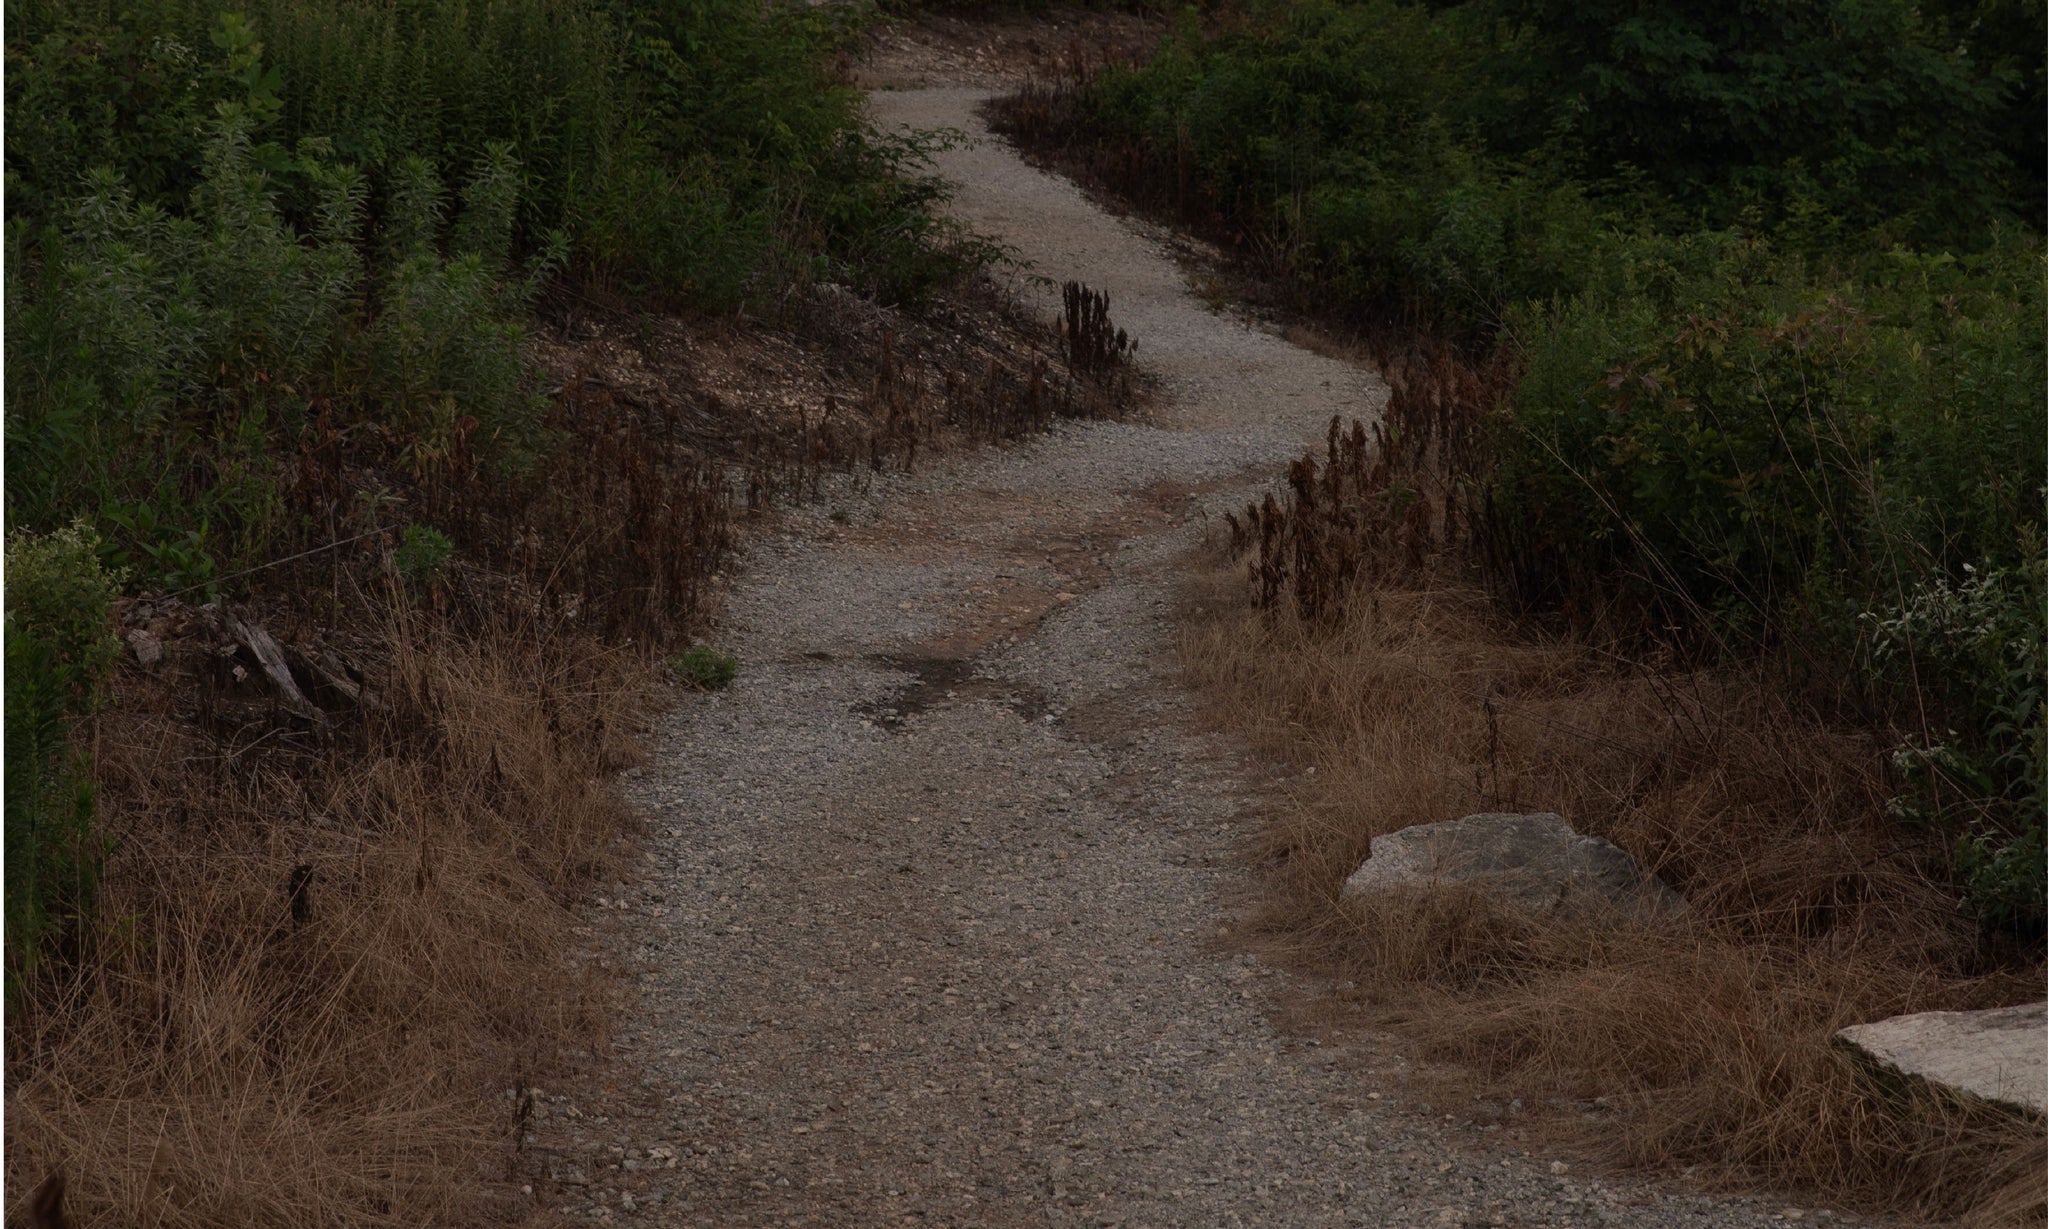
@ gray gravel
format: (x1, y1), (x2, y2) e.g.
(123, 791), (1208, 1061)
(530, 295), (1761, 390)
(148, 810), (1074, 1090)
(526, 87), (1856, 1228)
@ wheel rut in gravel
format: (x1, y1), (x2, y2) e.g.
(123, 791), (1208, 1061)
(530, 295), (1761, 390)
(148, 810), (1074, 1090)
(530, 83), (1788, 1229)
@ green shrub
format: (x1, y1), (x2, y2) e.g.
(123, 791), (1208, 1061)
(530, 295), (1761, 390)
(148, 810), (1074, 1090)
(394, 523), (456, 591)
(4, 523), (124, 989)
(5, 116), (571, 575)
(5, 112), (362, 578)
(1498, 228), (2046, 635)
(669, 645), (738, 690)
(5, 2), (984, 574)
(366, 148), (565, 473)
(1866, 558), (2048, 933)
(1481, 0), (2026, 247)
(7, 0), (982, 313)
(1064, 0), (2035, 333)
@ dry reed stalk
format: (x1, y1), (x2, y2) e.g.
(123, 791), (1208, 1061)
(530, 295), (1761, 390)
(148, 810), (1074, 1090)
(1179, 554), (2047, 1224)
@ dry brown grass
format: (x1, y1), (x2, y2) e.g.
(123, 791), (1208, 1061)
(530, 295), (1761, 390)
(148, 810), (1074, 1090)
(1181, 557), (2047, 1224)
(5, 603), (644, 1227)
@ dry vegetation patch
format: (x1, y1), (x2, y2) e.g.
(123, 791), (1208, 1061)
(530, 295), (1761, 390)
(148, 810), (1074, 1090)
(1183, 549), (2046, 1223)
(6, 601), (640, 1226)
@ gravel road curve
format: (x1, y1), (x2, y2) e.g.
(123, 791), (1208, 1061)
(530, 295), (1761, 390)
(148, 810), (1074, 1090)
(526, 82), (1843, 1229)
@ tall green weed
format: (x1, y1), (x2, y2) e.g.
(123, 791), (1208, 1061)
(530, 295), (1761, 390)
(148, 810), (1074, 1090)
(5, 113), (363, 579)
(367, 148), (566, 476)
(4, 524), (124, 993)
(6, 115), (565, 581)
(1500, 230), (2046, 631)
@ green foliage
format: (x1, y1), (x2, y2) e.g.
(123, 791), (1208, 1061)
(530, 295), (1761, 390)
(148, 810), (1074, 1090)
(4, 0), (623, 235)
(668, 645), (738, 691)
(3, 0), (983, 592)
(1501, 229), (2047, 627)
(366, 148), (565, 472)
(1481, 0), (2022, 245)
(1075, 0), (1568, 333)
(394, 524), (456, 591)
(4, 523), (124, 989)
(5, 112), (360, 580)
(1069, 0), (2039, 334)
(4, 0), (981, 310)
(1064, 0), (2047, 930)
(1866, 560), (2048, 934)
(6, 117), (573, 580)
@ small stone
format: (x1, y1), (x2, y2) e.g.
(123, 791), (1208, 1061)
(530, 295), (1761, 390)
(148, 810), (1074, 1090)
(126, 628), (164, 667)
(1550, 1161), (1570, 1175)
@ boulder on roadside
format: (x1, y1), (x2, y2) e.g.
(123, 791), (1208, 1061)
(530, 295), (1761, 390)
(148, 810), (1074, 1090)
(1835, 1001), (2047, 1118)
(1340, 812), (1687, 921)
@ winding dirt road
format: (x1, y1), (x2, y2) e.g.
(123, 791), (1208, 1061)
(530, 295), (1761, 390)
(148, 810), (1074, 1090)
(526, 71), (1797, 1229)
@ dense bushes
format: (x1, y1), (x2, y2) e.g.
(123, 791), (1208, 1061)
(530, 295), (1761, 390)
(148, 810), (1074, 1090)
(2, 0), (984, 990)
(1501, 230), (2045, 630)
(1057, 0), (2041, 333)
(1034, 0), (2047, 931)
(4, 0), (986, 575)
(4, 114), (551, 584)
(1482, 0), (2029, 245)
(5, 0), (976, 306)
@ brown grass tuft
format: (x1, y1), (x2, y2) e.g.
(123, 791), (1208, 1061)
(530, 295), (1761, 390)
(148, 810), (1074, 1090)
(1182, 559), (2046, 1223)
(5, 603), (643, 1226)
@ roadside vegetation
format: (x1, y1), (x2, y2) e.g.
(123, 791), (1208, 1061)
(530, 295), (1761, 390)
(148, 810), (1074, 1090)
(996, 0), (2046, 1220)
(2, 2), (1136, 1221)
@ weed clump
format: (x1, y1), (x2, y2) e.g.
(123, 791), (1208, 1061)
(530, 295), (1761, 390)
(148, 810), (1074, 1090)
(670, 646), (740, 691)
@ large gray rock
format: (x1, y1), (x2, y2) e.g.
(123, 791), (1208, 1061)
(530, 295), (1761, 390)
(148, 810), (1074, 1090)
(1836, 1001), (2047, 1118)
(1340, 812), (1687, 921)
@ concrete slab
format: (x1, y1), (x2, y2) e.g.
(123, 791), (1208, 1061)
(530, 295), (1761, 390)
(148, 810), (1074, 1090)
(1836, 1000), (2048, 1117)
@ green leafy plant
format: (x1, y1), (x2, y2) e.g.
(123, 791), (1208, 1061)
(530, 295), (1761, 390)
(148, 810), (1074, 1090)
(1867, 559), (2048, 934)
(394, 524), (456, 591)
(366, 147), (565, 473)
(6, 109), (362, 576)
(668, 645), (738, 691)
(4, 523), (125, 992)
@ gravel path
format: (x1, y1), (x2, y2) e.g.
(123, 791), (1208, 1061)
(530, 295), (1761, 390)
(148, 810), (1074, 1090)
(527, 85), (1836, 1229)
